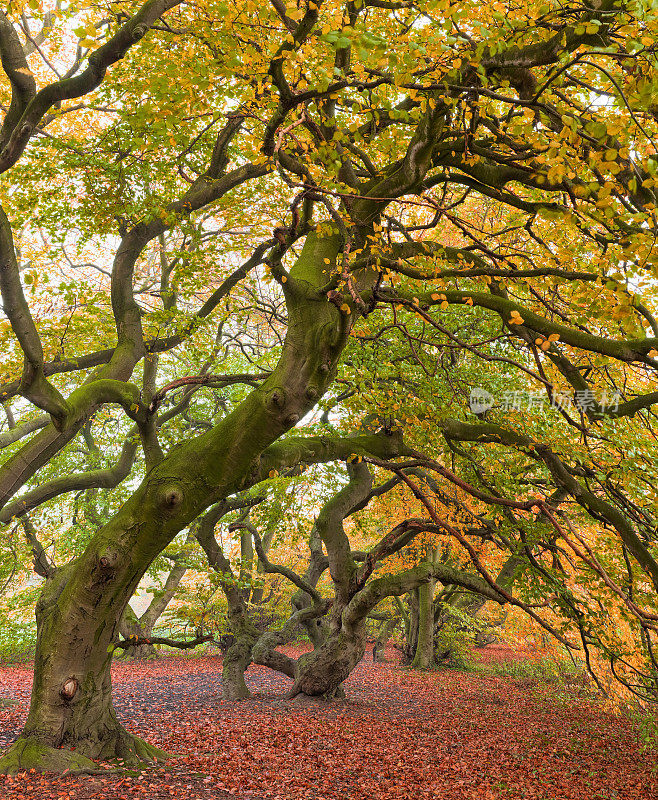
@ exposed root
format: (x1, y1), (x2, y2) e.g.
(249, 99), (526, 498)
(103, 730), (171, 767)
(0, 730), (170, 775)
(0, 739), (97, 775)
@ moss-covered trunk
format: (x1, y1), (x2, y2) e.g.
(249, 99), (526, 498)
(292, 619), (366, 698)
(0, 526), (170, 774)
(411, 578), (436, 669)
(0, 230), (353, 773)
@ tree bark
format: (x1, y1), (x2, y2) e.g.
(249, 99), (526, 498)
(0, 229), (358, 772)
(411, 577), (436, 669)
(406, 589), (420, 661)
(118, 610), (157, 660)
(221, 626), (258, 700)
(0, 543), (169, 774)
(292, 620), (366, 698)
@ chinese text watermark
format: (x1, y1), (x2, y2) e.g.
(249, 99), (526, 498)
(469, 387), (620, 415)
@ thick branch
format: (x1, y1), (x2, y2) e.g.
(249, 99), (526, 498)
(0, 437), (138, 524)
(115, 633), (213, 651)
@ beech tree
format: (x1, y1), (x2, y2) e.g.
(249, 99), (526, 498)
(0, 0), (657, 775)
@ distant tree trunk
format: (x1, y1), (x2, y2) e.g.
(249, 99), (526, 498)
(195, 503), (260, 699)
(290, 524), (330, 648)
(118, 609), (156, 660)
(373, 616), (399, 662)
(221, 624), (258, 700)
(411, 578), (436, 669)
(407, 589), (420, 661)
(289, 463), (503, 698)
(293, 614), (366, 698)
(290, 463), (374, 698)
(119, 532), (192, 659)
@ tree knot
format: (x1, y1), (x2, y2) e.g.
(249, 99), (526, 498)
(98, 550), (118, 570)
(60, 677), (78, 701)
(132, 23), (148, 40)
(160, 486), (184, 510)
(267, 388), (286, 409)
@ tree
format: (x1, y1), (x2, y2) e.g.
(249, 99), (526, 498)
(0, 0), (657, 774)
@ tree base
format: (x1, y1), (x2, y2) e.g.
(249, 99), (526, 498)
(0, 740), (97, 775)
(0, 731), (170, 775)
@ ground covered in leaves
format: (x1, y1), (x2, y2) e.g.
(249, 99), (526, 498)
(0, 645), (654, 800)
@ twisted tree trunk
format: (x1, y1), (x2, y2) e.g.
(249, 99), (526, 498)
(0, 229), (359, 772)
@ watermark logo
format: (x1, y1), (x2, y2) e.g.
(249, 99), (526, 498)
(469, 388), (620, 415)
(469, 387), (495, 415)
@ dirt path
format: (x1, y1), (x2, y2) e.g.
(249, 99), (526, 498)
(0, 646), (654, 799)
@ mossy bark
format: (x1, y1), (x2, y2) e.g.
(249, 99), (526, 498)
(0, 558), (169, 774)
(0, 230), (352, 772)
(292, 622), (366, 698)
(411, 578), (436, 669)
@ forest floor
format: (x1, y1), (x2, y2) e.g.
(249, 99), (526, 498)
(0, 644), (655, 800)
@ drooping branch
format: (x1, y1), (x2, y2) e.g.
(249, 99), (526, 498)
(363, 462), (578, 648)
(376, 288), (658, 365)
(436, 418), (658, 593)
